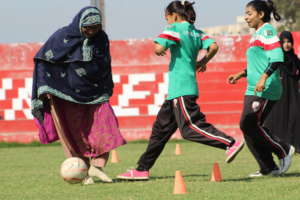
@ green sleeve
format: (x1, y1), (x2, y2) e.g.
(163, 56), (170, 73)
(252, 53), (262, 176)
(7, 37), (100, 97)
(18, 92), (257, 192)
(154, 24), (180, 49)
(201, 38), (215, 50)
(199, 32), (215, 49)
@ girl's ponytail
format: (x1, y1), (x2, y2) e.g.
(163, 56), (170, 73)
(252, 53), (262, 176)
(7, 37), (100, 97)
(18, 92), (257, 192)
(183, 1), (196, 24)
(266, 0), (281, 21)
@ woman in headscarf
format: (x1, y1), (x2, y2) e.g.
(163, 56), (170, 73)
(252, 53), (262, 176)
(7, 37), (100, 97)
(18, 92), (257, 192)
(31, 6), (126, 184)
(265, 31), (300, 153)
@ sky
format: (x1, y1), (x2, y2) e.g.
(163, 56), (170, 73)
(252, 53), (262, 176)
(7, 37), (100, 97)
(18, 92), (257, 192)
(0, 0), (250, 43)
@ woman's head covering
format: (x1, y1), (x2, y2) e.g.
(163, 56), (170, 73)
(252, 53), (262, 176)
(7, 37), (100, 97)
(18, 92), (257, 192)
(69, 6), (102, 36)
(32, 7), (113, 121)
(80, 7), (102, 27)
(279, 31), (296, 56)
(279, 31), (294, 47)
(278, 31), (300, 78)
(34, 6), (104, 63)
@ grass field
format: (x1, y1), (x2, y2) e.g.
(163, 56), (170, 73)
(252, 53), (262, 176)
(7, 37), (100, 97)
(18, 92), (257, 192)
(1, 140), (300, 200)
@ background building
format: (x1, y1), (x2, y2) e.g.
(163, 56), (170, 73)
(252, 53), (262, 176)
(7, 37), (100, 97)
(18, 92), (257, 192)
(203, 16), (283, 36)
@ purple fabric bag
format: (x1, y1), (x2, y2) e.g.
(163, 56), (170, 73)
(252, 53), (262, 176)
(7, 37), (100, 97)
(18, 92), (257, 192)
(34, 109), (59, 144)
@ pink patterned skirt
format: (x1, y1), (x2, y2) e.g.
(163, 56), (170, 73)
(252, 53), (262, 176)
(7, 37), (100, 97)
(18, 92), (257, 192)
(41, 96), (126, 160)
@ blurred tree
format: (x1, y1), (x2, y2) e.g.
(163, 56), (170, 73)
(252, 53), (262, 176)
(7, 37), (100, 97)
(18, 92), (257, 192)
(273, 0), (300, 31)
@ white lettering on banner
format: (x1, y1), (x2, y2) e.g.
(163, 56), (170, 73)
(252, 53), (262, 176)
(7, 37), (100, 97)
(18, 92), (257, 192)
(2, 78), (33, 120)
(151, 73), (168, 115)
(12, 99), (22, 110)
(111, 106), (139, 116)
(4, 110), (15, 120)
(3, 78), (12, 90)
(23, 109), (33, 119)
(0, 89), (5, 100)
(112, 74), (120, 83)
(1, 73), (168, 120)
(118, 73), (155, 107)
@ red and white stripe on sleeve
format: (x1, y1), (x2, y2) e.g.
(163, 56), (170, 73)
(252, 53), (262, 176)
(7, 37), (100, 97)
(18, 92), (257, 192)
(249, 35), (281, 50)
(157, 30), (180, 42)
(201, 34), (210, 41)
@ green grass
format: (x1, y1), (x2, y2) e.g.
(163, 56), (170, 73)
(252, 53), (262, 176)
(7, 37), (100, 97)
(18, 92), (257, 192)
(1, 140), (300, 200)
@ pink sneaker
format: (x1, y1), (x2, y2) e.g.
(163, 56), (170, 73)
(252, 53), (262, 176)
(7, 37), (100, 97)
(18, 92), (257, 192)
(117, 169), (149, 180)
(225, 140), (244, 163)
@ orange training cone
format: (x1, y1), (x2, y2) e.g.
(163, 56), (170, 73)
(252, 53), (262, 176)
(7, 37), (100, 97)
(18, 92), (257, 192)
(110, 149), (120, 163)
(175, 144), (182, 155)
(173, 170), (187, 194)
(210, 162), (222, 182)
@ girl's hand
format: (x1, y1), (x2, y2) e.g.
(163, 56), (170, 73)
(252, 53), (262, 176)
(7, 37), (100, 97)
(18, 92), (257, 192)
(196, 59), (207, 72)
(156, 50), (166, 56)
(227, 74), (240, 84)
(196, 43), (218, 73)
(154, 43), (167, 56)
(198, 64), (207, 72)
(227, 70), (246, 84)
(254, 74), (268, 95)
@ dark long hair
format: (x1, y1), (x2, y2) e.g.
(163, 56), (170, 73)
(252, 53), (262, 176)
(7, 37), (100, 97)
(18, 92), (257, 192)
(165, 1), (196, 24)
(247, 0), (281, 22)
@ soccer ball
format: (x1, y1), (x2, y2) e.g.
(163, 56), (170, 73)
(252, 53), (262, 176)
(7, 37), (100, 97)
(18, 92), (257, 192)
(60, 157), (88, 184)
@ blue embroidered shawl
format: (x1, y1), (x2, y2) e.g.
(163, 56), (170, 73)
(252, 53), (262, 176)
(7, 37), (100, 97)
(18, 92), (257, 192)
(32, 7), (113, 122)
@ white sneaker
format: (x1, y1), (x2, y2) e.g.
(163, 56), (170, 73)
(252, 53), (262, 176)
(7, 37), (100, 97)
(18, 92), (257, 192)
(88, 165), (113, 183)
(279, 145), (295, 174)
(82, 176), (95, 185)
(249, 169), (281, 178)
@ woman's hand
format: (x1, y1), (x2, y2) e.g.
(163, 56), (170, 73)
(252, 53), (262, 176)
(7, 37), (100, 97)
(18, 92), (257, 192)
(254, 74), (268, 95)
